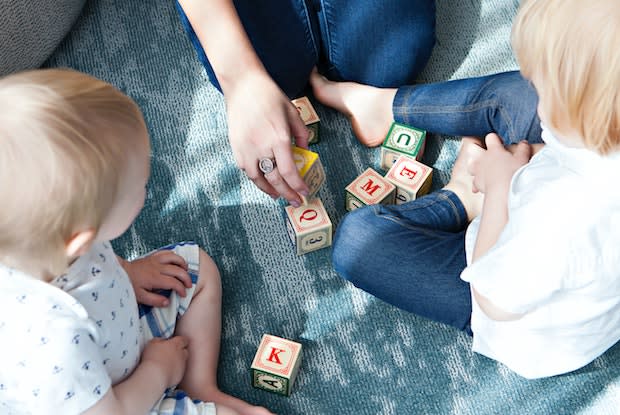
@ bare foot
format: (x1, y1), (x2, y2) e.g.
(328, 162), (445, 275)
(309, 68), (396, 147)
(443, 137), (485, 221)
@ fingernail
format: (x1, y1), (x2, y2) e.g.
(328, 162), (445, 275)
(290, 200), (301, 208)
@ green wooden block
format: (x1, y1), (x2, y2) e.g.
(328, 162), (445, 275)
(380, 122), (426, 171)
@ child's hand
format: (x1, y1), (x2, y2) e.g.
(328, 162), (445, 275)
(469, 133), (532, 195)
(121, 251), (192, 307)
(141, 336), (189, 388)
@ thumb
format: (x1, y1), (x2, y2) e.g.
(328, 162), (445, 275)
(288, 103), (310, 149)
(484, 133), (504, 149)
(513, 140), (532, 163)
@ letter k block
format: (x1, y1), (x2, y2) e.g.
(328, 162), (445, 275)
(251, 334), (303, 396)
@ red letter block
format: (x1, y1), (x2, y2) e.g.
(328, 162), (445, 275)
(344, 168), (395, 211)
(251, 334), (303, 396)
(292, 96), (321, 144)
(385, 155), (433, 203)
(284, 197), (333, 255)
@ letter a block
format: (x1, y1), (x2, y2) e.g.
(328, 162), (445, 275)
(251, 334), (303, 396)
(344, 168), (395, 211)
(385, 155), (433, 204)
(293, 145), (325, 198)
(284, 197), (332, 255)
(292, 96), (321, 144)
(380, 122), (426, 171)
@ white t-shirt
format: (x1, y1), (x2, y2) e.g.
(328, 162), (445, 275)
(0, 241), (140, 414)
(461, 126), (620, 378)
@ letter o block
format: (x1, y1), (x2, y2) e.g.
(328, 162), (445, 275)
(292, 96), (321, 144)
(380, 122), (426, 171)
(251, 334), (303, 396)
(284, 197), (333, 255)
(344, 168), (395, 211)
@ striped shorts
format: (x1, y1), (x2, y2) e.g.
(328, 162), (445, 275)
(138, 242), (216, 415)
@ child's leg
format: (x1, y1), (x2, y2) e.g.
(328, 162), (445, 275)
(175, 249), (273, 415)
(332, 139), (483, 331)
(310, 70), (541, 148)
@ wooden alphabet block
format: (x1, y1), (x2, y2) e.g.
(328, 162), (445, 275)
(344, 168), (395, 211)
(284, 197), (332, 255)
(385, 155), (433, 204)
(292, 96), (320, 144)
(380, 122), (426, 171)
(293, 145), (325, 198)
(251, 334), (303, 396)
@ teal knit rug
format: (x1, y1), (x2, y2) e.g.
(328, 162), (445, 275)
(45, 1), (620, 413)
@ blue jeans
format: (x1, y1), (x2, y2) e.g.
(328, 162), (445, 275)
(176, 0), (437, 98)
(332, 190), (473, 332)
(394, 70), (542, 145)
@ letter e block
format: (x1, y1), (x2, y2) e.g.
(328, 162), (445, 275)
(344, 168), (395, 211)
(284, 197), (332, 255)
(251, 334), (303, 396)
(292, 96), (321, 144)
(385, 155), (433, 203)
(293, 145), (325, 198)
(380, 122), (426, 171)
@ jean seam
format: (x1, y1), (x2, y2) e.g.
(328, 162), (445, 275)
(372, 191), (466, 236)
(301, 0), (320, 63)
(317, 0), (334, 71)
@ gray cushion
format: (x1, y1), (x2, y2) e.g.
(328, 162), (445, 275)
(0, 0), (86, 76)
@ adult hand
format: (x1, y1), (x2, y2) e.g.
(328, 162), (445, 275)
(120, 251), (192, 307)
(141, 336), (190, 388)
(469, 133), (532, 195)
(225, 70), (310, 206)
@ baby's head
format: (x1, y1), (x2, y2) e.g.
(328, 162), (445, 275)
(512, 0), (620, 154)
(0, 69), (150, 278)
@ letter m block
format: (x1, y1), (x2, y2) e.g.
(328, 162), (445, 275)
(251, 334), (303, 396)
(344, 168), (395, 211)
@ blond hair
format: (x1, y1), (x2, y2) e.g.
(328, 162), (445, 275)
(512, 0), (620, 154)
(0, 69), (148, 275)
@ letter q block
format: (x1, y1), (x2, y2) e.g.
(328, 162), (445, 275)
(344, 168), (395, 211)
(251, 334), (303, 396)
(284, 197), (332, 255)
(380, 121), (426, 171)
(292, 96), (320, 144)
(385, 155), (433, 204)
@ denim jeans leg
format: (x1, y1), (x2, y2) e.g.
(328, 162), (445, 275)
(175, 0), (319, 98)
(332, 190), (472, 331)
(394, 70), (542, 144)
(317, 0), (436, 87)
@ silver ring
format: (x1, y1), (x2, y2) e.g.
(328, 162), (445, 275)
(258, 157), (276, 174)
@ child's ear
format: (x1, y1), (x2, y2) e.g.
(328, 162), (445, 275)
(65, 229), (97, 258)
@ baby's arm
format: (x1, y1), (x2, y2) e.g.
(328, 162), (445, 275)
(83, 336), (189, 415)
(119, 250), (192, 307)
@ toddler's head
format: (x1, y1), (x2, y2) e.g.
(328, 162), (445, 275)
(0, 69), (150, 278)
(512, 0), (620, 154)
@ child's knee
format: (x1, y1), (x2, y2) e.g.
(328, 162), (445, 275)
(196, 248), (222, 294)
(332, 207), (379, 282)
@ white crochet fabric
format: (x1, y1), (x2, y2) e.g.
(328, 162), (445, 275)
(0, 0), (85, 76)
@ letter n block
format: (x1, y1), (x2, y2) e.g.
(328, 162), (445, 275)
(284, 197), (332, 255)
(292, 96), (321, 144)
(380, 122), (426, 171)
(251, 334), (303, 396)
(385, 155), (433, 203)
(293, 145), (325, 198)
(344, 168), (395, 211)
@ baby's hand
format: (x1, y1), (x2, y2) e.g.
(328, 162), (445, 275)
(121, 251), (192, 307)
(141, 336), (189, 388)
